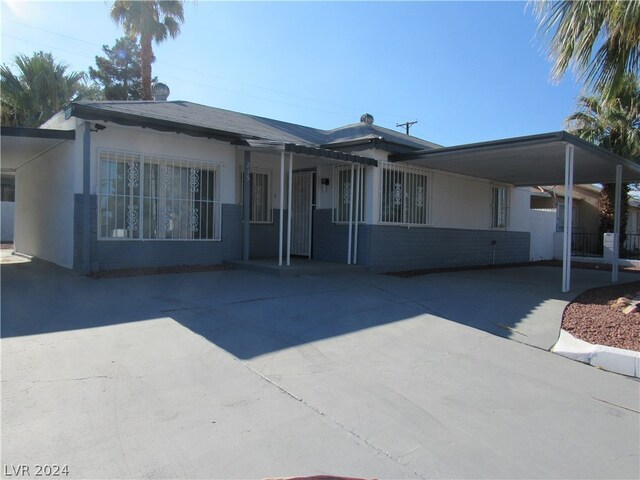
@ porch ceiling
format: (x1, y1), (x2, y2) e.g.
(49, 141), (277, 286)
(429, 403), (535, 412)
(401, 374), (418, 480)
(390, 131), (640, 186)
(1, 127), (75, 172)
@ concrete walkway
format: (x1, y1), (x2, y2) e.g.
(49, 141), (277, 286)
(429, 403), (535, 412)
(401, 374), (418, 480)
(2, 261), (639, 479)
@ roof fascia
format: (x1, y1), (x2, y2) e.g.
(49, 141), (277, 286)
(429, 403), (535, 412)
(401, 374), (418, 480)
(66, 103), (253, 144)
(560, 131), (639, 168)
(1, 126), (75, 140)
(284, 143), (377, 166)
(391, 131), (640, 176)
(390, 132), (566, 162)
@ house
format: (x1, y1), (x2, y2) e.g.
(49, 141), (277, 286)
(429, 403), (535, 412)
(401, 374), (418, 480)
(1, 174), (15, 242)
(530, 184), (640, 258)
(2, 100), (639, 290)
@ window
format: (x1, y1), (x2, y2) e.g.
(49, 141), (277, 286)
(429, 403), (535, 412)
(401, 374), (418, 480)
(380, 163), (430, 225)
(491, 186), (509, 229)
(239, 168), (273, 223)
(1, 175), (15, 202)
(98, 149), (221, 240)
(556, 202), (578, 232)
(333, 165), (365, 223)
(249, 168), (273, 223)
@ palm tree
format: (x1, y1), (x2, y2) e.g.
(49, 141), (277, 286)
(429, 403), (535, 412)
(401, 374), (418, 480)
(110, 1), (184, 100)
(534, 0), (640, 99)
(1, 52), (87, 127)
(566, 74), (640, 245)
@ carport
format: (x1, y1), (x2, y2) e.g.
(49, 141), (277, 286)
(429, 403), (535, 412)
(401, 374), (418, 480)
(1, 127), (75, 173)
(391, 131), (640, 292)
(1, 127), (77, 252)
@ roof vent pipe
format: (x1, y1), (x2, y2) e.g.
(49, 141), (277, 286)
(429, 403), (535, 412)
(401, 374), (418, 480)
(152, 82), (170, 101)
(360, 113), (374, 125)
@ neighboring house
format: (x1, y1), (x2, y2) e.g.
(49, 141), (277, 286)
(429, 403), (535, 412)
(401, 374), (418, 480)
(530, 184), (640, 258)
(1, 174), (15, 242)
(1, 100), (638, 274)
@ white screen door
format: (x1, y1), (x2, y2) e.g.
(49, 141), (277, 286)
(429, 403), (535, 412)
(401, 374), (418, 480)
(291, 171), (314, 257)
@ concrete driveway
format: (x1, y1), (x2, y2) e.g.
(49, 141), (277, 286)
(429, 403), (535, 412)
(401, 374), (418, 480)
(2, 261), (639, 479)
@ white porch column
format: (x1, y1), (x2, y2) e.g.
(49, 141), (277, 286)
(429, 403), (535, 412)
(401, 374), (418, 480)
(278, 151), (285, 266)
(612, 164), (623, 282)
(562, 144), (574, 293)
(353, 164), (362, 264)
(286, 152), (293, 266)
(242, 150), (251, 261)
(347, 163), (354, 264)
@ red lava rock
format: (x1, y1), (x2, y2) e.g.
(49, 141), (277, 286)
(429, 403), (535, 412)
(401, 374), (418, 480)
(562, 281), (640, 352)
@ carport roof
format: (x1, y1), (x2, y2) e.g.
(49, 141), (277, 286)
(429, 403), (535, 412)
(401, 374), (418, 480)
(390, 131), (640, 186)
(1, 126), (75, 172)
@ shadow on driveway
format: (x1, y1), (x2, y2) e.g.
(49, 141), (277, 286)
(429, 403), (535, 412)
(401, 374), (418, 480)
(2, 259), (636, 357)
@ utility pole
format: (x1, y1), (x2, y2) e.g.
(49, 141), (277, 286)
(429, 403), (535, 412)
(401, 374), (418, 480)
(397, 120), (418, 135)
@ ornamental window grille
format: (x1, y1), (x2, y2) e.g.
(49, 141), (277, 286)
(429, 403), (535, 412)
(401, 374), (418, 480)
(380, 163), (430, 225)
(240, 168), (273, 223)
(333, 165), (365, 223)
(491, 186), (509, 229)
(98, 149), (221, 240)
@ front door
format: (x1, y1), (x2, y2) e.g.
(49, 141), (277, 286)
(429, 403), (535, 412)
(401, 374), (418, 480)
(291, 171), (314, 257)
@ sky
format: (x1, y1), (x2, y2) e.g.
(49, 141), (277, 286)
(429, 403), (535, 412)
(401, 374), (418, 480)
(1, 0), (586, 146)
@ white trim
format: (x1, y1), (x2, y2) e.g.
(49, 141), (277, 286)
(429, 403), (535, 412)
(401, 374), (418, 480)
(279, 151), (284, 266)
(353, 164), (361, 264)
(562, 144), (574, 292)
(286, 152), (292, 266)
(347, 163), (354, 264)
(612, 164), (622, 282)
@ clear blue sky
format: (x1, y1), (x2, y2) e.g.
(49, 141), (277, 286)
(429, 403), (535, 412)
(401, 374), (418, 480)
(1, 1), (585, 146)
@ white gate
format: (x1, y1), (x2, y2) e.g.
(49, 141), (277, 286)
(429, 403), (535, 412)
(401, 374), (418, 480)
(291, 172), (313, 257)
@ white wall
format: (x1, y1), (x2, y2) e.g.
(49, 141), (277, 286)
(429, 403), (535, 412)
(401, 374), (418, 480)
(529, 209), (556, 261)
(1, 202), (15, 242)
(15, 140), (76, 268)
(41, 111), (77, 130)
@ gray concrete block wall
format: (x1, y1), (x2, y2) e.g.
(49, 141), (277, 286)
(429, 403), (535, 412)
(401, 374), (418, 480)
(249, 209), (286, 258)
(366, 225), (531, 272)
(222, 204), (242, 262)
(74, 195), (241, 271)
(313, 209), (370, 264)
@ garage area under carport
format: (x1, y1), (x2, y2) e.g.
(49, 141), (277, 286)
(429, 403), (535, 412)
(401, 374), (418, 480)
(1, 126), (77, 267)
(391, 131), (640, 292)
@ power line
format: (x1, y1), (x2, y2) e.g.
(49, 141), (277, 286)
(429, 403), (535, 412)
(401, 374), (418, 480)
(3, 19), (410, 120)
(1, 19), (464, 142)
(397, 120), (418, 135)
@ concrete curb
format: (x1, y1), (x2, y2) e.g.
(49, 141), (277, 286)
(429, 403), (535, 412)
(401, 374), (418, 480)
(552, 329), (640, 378)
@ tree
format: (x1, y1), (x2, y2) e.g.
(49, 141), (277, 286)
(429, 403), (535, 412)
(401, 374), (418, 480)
(110, 1), (184, 100)
(566, 74), (640, 245)
(534, 0), (640, 99)
(1, 51), (90, 127)
(89, 36), (149, 100)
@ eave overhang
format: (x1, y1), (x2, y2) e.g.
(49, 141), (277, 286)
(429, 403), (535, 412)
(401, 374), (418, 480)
(66, 103), (256, 144)
(390, 131), (640, 186)
(1, 126), (76, 171)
